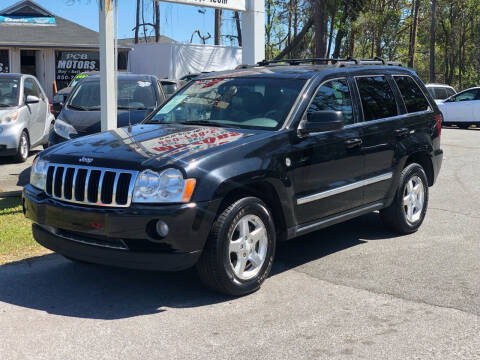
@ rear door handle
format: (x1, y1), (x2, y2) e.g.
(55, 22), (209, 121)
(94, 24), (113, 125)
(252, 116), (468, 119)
(344, 138), (363, 149)
(395, 128), (409, 138)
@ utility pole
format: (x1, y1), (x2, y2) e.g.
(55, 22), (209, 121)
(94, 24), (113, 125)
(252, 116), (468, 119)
(99, 0), (117, 131)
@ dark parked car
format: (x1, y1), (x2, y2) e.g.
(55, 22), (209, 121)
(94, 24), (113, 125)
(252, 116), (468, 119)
(24, 59), (443, 296)
(49, 73), (166, 146)
(51, 71), (98, 118)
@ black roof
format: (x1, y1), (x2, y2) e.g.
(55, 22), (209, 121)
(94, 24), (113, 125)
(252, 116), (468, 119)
(0, 1), (131, 50)
(197, 63), (414, 81)
(82, 73), (158, 82)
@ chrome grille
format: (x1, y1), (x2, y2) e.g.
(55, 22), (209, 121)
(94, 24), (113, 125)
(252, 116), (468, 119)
(45, 163), (138, 207)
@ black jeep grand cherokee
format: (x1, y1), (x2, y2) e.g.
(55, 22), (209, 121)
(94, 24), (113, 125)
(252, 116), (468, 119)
(24, 59), (443, 296)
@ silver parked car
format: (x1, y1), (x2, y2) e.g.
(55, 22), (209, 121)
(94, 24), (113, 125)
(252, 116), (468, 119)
(0, 73), (54, 162)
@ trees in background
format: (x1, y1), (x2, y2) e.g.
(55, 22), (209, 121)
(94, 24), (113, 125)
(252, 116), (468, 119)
(267, 0), (480, 89)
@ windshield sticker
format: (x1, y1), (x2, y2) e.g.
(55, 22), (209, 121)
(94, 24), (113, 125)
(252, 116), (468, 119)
(137, 81), (151, 87)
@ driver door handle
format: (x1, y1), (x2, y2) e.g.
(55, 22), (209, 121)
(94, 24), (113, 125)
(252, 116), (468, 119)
(344, 138), (363, 149)
(395, 128), (409, 138)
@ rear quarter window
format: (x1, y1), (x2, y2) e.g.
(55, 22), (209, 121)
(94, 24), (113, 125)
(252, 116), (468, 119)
(394, 76), (430, 113)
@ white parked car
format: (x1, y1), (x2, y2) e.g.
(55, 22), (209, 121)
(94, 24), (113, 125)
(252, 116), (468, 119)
(437, 87), (480, 129)
(0, 74), (54, 162)
(426, 83), (456, 104)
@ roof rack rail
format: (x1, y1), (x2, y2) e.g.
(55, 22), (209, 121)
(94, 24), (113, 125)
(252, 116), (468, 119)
(256, 57), (402, 67)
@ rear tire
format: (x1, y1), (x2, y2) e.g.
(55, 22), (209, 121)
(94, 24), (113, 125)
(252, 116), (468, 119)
(13, 131), (29, 163)
(380, 163), (429, 235)
(196, 197), (276, 296)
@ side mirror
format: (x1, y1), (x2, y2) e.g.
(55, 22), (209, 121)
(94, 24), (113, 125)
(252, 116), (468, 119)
(25, 95), (40, 104)
(298, 110), (344, 136)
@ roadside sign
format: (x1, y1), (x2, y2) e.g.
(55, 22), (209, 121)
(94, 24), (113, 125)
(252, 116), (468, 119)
(162, 0), (246, 12)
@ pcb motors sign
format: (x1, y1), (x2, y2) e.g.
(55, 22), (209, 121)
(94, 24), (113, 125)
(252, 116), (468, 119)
(55, 51), (99, 88)
(163, 0), (245, 11)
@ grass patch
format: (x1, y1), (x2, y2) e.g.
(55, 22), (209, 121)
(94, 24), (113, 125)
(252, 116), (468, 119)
(0, 197), (50, 265)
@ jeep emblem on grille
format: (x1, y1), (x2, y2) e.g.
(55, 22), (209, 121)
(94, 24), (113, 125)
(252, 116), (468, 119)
(78, 156), (93, 164)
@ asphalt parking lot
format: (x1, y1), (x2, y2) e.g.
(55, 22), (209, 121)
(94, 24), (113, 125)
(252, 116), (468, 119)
(0, 128), (478, 359)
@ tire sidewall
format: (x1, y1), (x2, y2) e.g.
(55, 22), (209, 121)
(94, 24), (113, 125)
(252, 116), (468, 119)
(397, 164), (429, 231)
(217, 198), (276, 294)
(17, 131), (29, 162)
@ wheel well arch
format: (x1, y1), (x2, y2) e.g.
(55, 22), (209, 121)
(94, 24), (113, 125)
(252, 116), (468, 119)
(405, 151), (434, 186)
(216, 181), (288, 242)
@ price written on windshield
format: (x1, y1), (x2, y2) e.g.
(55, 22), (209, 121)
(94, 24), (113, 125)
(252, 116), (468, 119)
(162, 0), (245, 11)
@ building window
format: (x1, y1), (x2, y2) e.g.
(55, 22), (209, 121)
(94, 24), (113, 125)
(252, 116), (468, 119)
(0, 50), (9, 73)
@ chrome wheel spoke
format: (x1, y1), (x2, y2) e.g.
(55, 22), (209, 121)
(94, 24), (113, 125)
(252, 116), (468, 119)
(229, 240), (242, 254)
(250, 227), (266, 246)
(249, 252), (263, 267)
(239, 218), (249, 238)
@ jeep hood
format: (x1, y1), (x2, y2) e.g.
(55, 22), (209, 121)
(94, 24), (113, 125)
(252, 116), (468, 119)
(42, 124), (265, 169)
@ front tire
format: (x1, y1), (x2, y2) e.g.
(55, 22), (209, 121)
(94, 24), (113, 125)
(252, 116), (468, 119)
(380, 163), (429, 234)
(196, 197), (276, 296)
(14, 131), (29, 163)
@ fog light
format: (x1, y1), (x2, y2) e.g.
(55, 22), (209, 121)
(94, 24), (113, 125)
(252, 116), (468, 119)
(156, 220), (169, 237)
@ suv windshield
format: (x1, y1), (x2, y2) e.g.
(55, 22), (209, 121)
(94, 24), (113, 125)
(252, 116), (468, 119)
(0, 78), (19, 107)
(147, 77), (306, 130)
(68, 79), (157, 110)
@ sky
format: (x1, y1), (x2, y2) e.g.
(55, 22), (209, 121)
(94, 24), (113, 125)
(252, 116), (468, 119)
(2, 0), (241, 46)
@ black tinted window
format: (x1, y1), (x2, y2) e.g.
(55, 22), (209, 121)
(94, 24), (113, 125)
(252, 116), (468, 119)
(308, 79), (354, 125)
(394, 76), (430, 113)
(356, 76), (397, 121)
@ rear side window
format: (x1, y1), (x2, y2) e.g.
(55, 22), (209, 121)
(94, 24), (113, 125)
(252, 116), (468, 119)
(308, 79), (354, 125)
(434, 87), (448, 100)
(445, 88), (456, 98)
(356, 76), (398, 121)
(394, 76), (430, 113)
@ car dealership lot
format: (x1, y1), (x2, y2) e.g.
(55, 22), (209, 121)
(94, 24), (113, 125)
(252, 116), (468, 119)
(0, 128), (479, 359)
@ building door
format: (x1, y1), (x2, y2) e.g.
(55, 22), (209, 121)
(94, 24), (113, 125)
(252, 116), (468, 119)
(20, 50), (38, 76)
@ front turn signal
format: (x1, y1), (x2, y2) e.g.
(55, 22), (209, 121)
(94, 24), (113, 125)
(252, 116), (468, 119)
(181, 179), (196, 203)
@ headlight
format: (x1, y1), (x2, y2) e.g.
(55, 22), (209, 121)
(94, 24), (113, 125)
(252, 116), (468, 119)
(132, 168), (196, 203)
(30, 156), (48, 191)
(0, 111), (18, 124)
(53, 119), (77, 139)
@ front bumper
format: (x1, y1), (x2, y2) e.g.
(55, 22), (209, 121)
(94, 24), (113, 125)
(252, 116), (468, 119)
(0, 123), (22, 155)
(23, 184), (219, 271)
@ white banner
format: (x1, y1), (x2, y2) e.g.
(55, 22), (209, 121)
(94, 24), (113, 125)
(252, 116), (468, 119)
(162, 0), (246, 11)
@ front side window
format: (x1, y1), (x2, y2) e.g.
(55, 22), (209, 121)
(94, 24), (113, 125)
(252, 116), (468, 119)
(68, 79), (157, 110)
(147, 77), (306, 130)
(356, 76), (398, 121)
(307, 79), (354, 125)
(24, 78), (40, 98)
(0, 78), (19, 107)
(394, 76), (430, 113)
(450, 89), (479, 102)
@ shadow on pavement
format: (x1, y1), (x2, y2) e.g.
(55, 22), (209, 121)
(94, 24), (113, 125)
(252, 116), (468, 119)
(0, 149), (40, 166)
(0, 212), (398, 320)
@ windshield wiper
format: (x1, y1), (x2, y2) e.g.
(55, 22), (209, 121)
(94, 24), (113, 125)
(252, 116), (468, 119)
(68, 104), (91, 111)
(118, 106), (149, 110)
(179, 120), (221, 127)
(0, 104), (11, 108)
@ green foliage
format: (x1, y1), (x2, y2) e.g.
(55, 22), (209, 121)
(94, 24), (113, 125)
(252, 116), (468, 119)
(267, 0), (480, 89)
